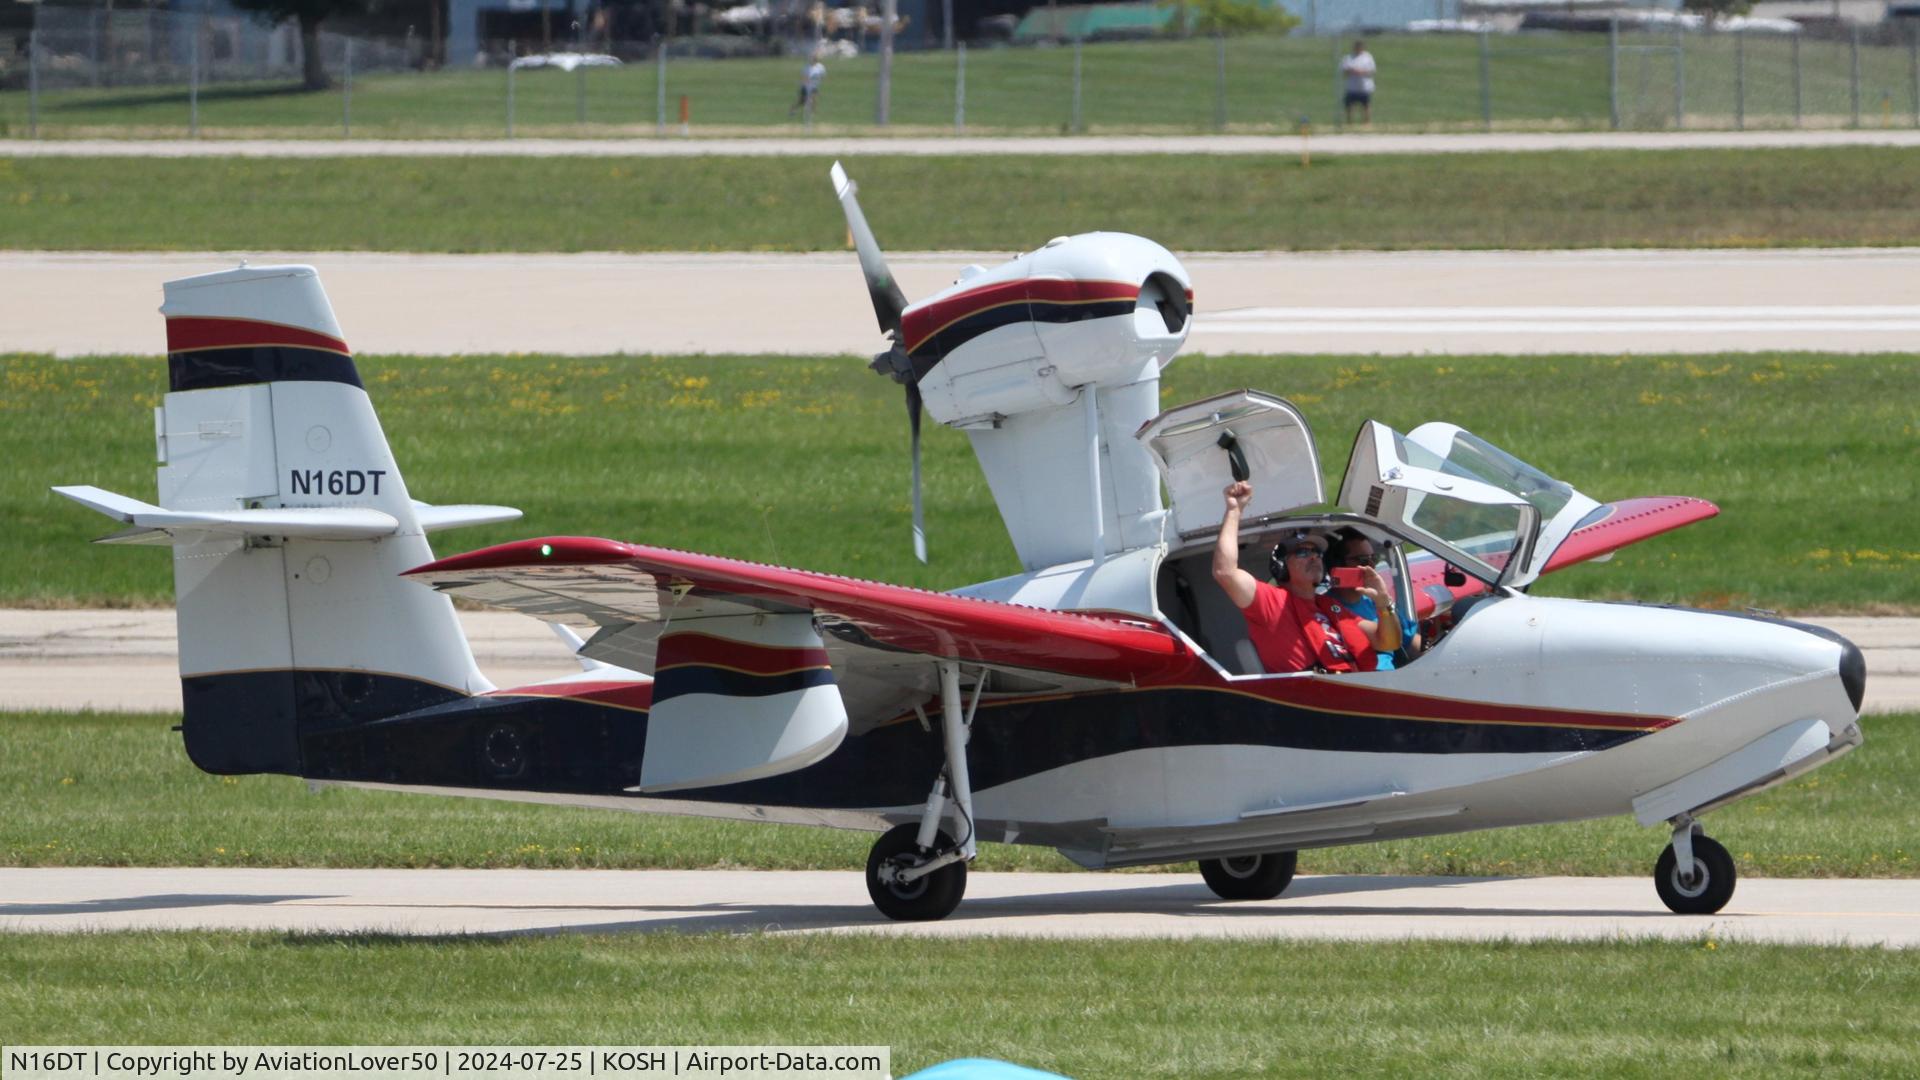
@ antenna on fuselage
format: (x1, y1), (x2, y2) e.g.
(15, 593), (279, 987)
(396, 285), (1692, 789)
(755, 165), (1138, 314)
(831, 161), (926, 563)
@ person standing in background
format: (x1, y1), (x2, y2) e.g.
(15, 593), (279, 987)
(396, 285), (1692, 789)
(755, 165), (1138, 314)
(1340, 40), (1376, 125)
(790, 56), (827, 119)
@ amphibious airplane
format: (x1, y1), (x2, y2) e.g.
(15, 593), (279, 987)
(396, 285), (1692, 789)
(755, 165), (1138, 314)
(56, 165), (1865, 921)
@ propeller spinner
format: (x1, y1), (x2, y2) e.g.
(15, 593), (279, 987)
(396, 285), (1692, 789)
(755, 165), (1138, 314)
(832, 162), (927, 563)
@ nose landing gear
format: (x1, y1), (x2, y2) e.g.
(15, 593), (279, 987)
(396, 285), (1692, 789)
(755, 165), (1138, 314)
(1654, 817), (1737, 914)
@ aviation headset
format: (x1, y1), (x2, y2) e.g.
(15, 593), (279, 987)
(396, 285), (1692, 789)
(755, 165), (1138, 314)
(1270, 530), (1329, 586)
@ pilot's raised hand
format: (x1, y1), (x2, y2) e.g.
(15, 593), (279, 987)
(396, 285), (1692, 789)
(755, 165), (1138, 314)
(1222, 481), (1253, 515)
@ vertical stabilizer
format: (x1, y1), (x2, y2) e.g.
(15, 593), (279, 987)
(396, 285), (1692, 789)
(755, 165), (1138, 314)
(150, 265), (490, 773)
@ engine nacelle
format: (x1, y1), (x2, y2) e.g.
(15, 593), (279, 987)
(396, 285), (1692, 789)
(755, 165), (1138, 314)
(899, 233), (1192, 427)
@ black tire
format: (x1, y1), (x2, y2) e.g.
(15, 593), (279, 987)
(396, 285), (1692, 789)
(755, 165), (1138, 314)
(865, 823), (967, 921)
(1654, 834), (1737, 915)
(1199, 850), (1298, 901)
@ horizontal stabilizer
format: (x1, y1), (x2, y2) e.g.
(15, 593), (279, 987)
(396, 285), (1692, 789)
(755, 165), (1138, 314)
(53, 484), (400, 543)
(412, 501), (523, 534)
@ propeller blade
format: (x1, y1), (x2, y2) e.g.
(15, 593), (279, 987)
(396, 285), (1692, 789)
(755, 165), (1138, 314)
(909, 382), (926, 564)
(830, 161), (909, 337)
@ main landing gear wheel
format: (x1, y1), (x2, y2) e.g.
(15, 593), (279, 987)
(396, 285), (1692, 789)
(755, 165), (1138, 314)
(1654, 834), (1737, 914)
(1199, 850), (1298, 901)
(866, 823), (968, 921)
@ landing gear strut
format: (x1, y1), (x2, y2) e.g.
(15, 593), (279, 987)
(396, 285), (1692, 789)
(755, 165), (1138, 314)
(865, 662), (980, 921)
(1654, 815), (1737, 914)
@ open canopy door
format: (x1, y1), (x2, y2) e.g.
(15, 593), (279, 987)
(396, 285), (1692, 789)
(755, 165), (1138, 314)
(1338, 420), (1546, 589)
(1139, 390), (1323, 540)
(1402, 422), (1603, 588)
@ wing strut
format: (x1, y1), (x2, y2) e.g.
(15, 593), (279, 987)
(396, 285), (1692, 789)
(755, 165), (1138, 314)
(891, 662), (982, 884)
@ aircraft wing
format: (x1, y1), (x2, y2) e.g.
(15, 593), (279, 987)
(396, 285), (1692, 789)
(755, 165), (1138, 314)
(1408, 495), (1718, 617)
(407, 537), (1193, 711)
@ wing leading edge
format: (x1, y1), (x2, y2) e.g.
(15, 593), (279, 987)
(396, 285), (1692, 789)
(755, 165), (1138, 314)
(406, 536), (1191, 686)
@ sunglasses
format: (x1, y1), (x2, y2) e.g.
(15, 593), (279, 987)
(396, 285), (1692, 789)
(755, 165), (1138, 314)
(1282, 546), (1324, 559)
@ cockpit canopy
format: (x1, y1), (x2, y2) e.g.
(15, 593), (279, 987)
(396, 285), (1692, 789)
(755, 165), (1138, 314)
(1140, 393), (1601, 590)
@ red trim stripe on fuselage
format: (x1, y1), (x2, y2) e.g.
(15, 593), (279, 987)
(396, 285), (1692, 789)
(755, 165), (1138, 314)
(1168, 669), (1677, 733)
(901, 278), (1143, 357)
(487, 679), (656, 713)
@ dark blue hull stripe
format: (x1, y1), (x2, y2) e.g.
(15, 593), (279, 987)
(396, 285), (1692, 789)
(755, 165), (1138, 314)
(169, 346), (364, 393)
(652, 666), (836, 705)
(184, 672), (1654, 813)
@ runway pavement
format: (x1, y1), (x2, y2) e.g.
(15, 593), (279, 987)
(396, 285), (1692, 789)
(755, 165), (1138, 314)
(2, 609), (1914, 714)
(10, 248), (1920, 357)
(4, 867), (1917, 946)
(8, 130), (1920, 158)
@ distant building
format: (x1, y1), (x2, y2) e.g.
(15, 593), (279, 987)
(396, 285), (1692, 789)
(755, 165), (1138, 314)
(449, 0), (588, 65)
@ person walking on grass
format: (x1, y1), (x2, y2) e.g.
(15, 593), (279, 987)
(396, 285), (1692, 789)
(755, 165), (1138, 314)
(1340, 40), (1376, 125)
(790, 56), (827, 120)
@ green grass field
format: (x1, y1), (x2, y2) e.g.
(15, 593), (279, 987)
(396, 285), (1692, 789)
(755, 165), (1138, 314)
(7, 149), (1920, 251)
(3, 709), (1912, 877)
(2, 933), (1917, 1076)
(5, 30), (1913, 137)
(8, 351), (1917, 612)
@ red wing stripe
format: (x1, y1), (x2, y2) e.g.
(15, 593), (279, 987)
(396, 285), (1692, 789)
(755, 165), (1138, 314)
(1542, 496), (1718, 573)
(167, 316), (351, 356)
(657, 631), (830, 675)
(409, 537), (1189, 682)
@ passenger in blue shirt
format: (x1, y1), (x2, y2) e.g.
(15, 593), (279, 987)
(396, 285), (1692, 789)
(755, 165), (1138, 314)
(1327, 530), (1420, 669)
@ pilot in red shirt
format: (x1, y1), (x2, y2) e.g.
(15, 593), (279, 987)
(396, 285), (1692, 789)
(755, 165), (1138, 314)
(1211, 483), (1400, 673)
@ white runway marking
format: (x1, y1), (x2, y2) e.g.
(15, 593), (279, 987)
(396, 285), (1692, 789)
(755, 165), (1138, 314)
(9, 248), (1920, 357)
(1198, 305), (1920, 337)
(1212, 304), (1920, 320)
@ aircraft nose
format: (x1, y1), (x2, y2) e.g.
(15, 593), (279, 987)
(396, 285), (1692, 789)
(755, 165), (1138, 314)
(1837, 636), (1867, 714)
(1796, 622), (1867, 714)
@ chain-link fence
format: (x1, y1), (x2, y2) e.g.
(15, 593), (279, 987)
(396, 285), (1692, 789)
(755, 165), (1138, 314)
(4, 7), (1918, 138)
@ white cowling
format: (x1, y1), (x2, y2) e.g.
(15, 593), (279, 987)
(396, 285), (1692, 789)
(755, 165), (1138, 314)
(905, 234), (1194, 572)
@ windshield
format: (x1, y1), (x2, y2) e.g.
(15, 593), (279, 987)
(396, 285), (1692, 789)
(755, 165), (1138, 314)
(1409, 428), (1576, 523)
(1390, 432), (1527, 574)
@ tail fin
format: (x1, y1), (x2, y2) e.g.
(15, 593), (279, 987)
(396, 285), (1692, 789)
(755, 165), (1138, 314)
(57, 265), (519, 775)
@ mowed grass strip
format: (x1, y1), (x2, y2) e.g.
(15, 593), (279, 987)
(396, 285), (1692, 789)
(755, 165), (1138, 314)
(2, 932), (1918, 1077)
(8, 352), (1916, 612)
(5, 149), (1920, 251)
(4, 711), (1913, 877)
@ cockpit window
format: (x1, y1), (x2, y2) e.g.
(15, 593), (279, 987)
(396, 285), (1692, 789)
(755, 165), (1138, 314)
(1410, 429), (1576, 523)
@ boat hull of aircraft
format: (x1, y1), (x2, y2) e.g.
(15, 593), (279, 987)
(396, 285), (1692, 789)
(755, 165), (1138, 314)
(284, 588), (1861, 876)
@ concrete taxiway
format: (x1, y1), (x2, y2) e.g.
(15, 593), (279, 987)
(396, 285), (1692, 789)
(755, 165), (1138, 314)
(3, 867), (1916, 946)
(9, 248), (1920, 357)
(2, 609), (1914, 715)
